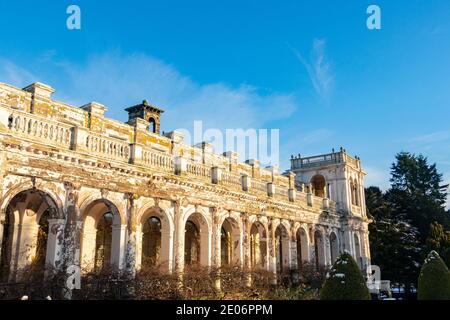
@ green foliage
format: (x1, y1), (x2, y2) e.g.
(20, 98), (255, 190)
(417, 251), (450, 300)
(426, 222), (450, 267)
(320, 252), (371, 300)
(367, 152), (449, 290)
(389, 152), (448, 238)
(366, 186), (421, 288)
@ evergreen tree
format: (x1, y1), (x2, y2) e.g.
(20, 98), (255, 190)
(417, 251), (450, 300)
(320, 252), (371, 300)
(366, 186), (422, 289)
(389, 152), (448, 239)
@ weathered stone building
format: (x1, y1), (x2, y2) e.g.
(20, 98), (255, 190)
(0, 81), (371, 289)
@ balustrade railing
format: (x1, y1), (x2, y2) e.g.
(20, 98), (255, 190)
(251, 179), (268, 194)
(221, 170), (241, 186)
(186, 161), (211, 179)
(142, 149), (174, 173)
(7, 109), (72, 148)
(85, 133), (130, 161)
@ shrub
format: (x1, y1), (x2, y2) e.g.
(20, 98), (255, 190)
(320, 252), (371, 300)
(417, 250), (450, 300)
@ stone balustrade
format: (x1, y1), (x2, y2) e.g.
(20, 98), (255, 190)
(0, 104), (336, 213)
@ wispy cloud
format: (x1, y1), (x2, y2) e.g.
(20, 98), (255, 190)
(409, 130), (450, 144)
(291, 39), (334, 103)
(0, 58), (37, 86)
(0, 51), (298, 133)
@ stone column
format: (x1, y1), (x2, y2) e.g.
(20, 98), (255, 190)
(111, 224), (127, 270)
(242, 214), (252, 286)
(124, 193), (138, 279)
(46, 218), (65, 273)
(62, 182), (82, 299)
(212, 208), (222, 291)
(268, 218), (277, 285)
(290, 224), (299, 284)
(174, 201), (185, 275)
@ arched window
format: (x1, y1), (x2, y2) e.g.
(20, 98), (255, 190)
(330, 232), (339, 263)
(185, 221), (200, 266)
(95, 212), (113, 270)
(311, 175), (326, 198)
(149, 117), (156, 133)
(354, 234), (362, 269)
(142, 217), (162, 267)
(221, 227), (231, 266)
(250, 222), (267, 269)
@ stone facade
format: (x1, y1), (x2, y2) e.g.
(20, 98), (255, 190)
(0, 81), (371, 288)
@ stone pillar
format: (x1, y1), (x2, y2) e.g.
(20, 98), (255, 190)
(62, 182), (82, 299)
(212, 208), (222, 290)
(124, 193), (138, 279)
(174, 156), (187, 176)
(241, 214), (252, 285)
(46, 219), (65, 273)
(268, 219), (277, 285)
(174, 201), (185, 275)
(111, 224), (127, 270)
(211, 166), (222, 184)
(288, 188), (296, 202)
(267, 183), (275, 197)
(242, 174), (251, 192)
(290, 224), (299, 284)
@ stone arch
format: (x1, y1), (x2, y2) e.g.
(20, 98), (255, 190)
(183, 208), (212, 268)
(219, 213), (242, 267)
(78, 192), (126, 225)
(248, 216), (268, 270)
(295, 225), (310, 270)
(274, 221), (291, 273)
(137, 205), (174, 272)
(314, 228), (326, 269)
(0, 180), (64, 220)
(80, 199), (125, 272)
(0, 188), (61, 282)
(311, 174), (326, 198)
(329, 231), (339, 264)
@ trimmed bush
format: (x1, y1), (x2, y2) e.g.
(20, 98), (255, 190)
(320, 252), (370, 300)
(418, 250), (450, 300)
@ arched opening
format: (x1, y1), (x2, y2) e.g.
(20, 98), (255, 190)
(81, 200), (123, 272)
(275, 223), (290, 274)
(220, 217), (241, 267)
(142, 217), (162, 267)
(185, 221), (200, 266)
(354, 234), (362, 270)
(138, 207), (173, 272)
(330, 232), (339, 263)
(250, 222), (267, 270)
(184, 212), (210, 268)
(314, 230), (325, 270)
(311, 175), (326, 198)
(149, 117), (156, 133)
(296, 227), (309, 271)
(94, 212), (113, 270)
(0, 189), (58, 282)
(351, 179), (360, 206)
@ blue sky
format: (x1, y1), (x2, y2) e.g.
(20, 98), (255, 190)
(1, 0), (450, 196)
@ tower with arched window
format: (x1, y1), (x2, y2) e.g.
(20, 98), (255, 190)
(125, 99), (164, 134)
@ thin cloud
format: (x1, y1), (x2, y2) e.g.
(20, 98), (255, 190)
(291, 39), (334, 103)
(0, 51), (298, 134)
